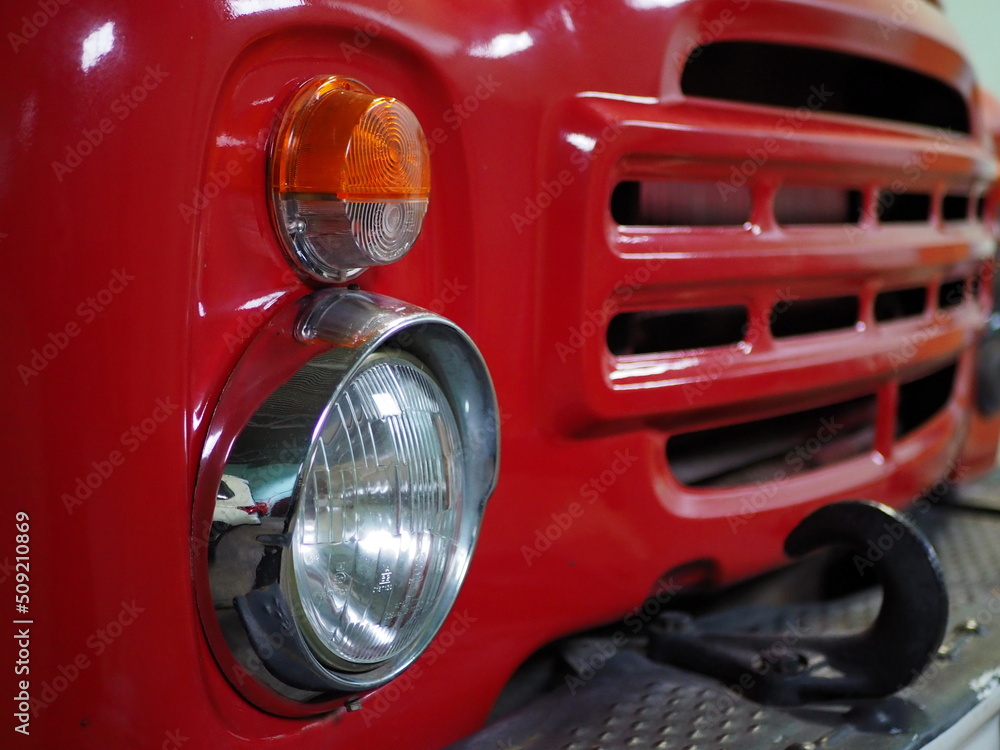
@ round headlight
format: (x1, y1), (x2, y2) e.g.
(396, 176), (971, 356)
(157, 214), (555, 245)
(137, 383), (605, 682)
(290, 353), (464, 670)
(195, 290), (498, 710)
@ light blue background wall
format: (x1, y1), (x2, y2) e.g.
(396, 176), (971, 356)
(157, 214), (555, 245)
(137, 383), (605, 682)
(945, 1), (1000, 95)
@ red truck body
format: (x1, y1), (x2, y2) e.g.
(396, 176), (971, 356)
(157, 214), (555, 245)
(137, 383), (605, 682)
(2, 0), (998, 747)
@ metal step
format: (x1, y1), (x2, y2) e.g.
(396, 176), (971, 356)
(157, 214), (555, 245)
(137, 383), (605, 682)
(449, 496), (1000, 749)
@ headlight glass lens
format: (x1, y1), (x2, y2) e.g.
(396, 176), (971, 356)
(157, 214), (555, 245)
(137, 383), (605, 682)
(290, 354), (464, 668)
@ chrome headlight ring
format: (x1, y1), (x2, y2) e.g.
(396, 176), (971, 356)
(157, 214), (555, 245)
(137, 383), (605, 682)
(193, 289), (499, 714)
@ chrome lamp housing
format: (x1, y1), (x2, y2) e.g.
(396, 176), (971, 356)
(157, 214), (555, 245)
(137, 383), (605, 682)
(194, 289), (499, 712)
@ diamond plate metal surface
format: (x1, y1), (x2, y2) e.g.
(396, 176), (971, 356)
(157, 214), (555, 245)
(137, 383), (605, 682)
(450, 502), (1000, 750)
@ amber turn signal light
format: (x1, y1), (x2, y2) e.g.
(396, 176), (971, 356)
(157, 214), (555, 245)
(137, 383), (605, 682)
(270, 76), (430, 282)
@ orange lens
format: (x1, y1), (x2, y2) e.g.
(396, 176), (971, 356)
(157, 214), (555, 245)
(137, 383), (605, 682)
(270, 76), (431, 282)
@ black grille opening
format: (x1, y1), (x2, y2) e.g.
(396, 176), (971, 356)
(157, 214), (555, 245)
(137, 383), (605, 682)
(667, 395), (877, 487)
(681, 41), (970, 134)
(771, 296), (858, 338)
(612, 180), (751, 226)
(878, 192), (932, 223)
(942, 194), (970, 221)
(774, 186), (863, 225)
(607, 307), (748, 355)
(610, 181), (640, 225)
(938, 279), (966, 309)
(875, 287), (926, 322)
(977, 195), (987, 221)
(896, 363), (956, 437)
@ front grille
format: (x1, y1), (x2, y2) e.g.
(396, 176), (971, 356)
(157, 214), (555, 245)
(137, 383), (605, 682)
(611, 182), (983, 231)
(603, 274), (983, 357)
(543, 1), (996, 506)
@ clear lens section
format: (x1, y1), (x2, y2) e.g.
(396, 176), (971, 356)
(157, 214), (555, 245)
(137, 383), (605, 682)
(279, 197), (428, 272)
(290, 355), (463, 667)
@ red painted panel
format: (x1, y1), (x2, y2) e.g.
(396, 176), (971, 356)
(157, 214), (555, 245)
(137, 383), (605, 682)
(0, 0), (996, 747)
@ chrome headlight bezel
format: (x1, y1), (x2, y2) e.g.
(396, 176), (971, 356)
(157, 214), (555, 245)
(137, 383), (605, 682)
(193, 289), (499, 714)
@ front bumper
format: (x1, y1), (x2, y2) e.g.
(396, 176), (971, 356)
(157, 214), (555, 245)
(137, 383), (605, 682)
(451, 473), (1000, 749)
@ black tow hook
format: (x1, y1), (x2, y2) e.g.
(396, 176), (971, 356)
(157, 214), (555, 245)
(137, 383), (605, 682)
(648, 500), (948, 705)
